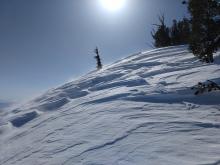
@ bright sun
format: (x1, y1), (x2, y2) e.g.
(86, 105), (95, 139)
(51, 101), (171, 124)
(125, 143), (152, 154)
(100, 0), (126, 12)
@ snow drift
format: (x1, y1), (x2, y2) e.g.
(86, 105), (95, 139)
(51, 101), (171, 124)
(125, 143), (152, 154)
(0, 45), (220, 165)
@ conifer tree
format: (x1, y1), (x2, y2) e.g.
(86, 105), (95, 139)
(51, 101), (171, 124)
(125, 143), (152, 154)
(186, 0), (220, 62)
(94, 47), (102, 70)
(170, 19), (180, 45)
(152, 16), (191, 47)
(151, 15), (171, 48)
(177, 18), (191, 44)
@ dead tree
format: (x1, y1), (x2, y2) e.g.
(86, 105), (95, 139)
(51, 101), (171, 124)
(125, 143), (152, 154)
(94, 47), (102, 70)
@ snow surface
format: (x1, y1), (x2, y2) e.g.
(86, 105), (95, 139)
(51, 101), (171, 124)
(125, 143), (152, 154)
(1, 45), (220, 165)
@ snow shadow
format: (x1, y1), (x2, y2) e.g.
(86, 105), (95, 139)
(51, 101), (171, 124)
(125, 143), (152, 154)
(85, 93), (130, 104)
(89, 78), (148, 91)
(63, 88), (89, 99)
(10, 111), (39, 127)
(77, 73), (124, 89)
(202, 160), (220, 165)
(39, 97), (69, 111)
(123, 89), (220, 105)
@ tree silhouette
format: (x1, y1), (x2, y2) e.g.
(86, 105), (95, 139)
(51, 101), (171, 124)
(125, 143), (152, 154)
(170, 18), (191, 45)
(177, 18), (191, 44)
(94, 47), (103, 70)
(151, 14), (171, 48)
(152, 15), (191, 48)
(170, 19), (180, 45)
(185, 0), (220, 62)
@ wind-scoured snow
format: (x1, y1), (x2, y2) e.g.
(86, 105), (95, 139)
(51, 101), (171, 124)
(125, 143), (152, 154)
(0, 45), (220, 165)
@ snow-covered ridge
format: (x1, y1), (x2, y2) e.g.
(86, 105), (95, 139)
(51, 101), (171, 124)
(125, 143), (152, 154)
(0, 46), (220, 165)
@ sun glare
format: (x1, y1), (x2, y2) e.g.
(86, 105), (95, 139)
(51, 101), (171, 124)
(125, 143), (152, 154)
(100, 0), (126, 12)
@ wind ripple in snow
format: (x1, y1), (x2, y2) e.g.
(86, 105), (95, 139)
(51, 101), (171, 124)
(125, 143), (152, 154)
(1, 46), (220, 165)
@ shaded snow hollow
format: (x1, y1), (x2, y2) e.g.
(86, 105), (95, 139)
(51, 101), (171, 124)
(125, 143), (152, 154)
(1, 46), (220, 165)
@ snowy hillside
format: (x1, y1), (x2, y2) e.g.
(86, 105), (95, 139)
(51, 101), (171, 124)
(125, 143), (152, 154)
(1, 45), (220, 165)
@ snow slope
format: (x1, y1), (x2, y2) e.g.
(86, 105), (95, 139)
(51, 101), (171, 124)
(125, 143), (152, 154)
(1, 45), (220, 165)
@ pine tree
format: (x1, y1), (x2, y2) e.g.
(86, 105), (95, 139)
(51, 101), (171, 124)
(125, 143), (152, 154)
(187, 0), (220, 63)
(151, 15), (171, 48)
(170, 19), (181, 45)
(94, 47), (102, 70)
(177, 18), (191, 44)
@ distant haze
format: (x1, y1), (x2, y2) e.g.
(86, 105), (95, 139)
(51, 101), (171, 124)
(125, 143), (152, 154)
(0, 100), (12, 109)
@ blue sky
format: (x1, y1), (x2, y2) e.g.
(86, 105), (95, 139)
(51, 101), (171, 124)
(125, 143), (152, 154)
(0, 0), (188, 102)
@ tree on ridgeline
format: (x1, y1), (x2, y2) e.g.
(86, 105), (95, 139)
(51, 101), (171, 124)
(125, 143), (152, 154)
(94, 47), (103, 70)
(151, 0), (219, 62)
(184, 0), (220, 63)
(177, 18), (191, 45)
(170, 18), (191, 45)
(151, 14), (171, 47)
(170, 19), (181, 45)
(152, 15), (191, 48)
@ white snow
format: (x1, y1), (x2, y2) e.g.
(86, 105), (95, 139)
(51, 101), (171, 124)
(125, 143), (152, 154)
(0, 45), (220, 165)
